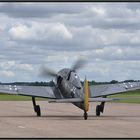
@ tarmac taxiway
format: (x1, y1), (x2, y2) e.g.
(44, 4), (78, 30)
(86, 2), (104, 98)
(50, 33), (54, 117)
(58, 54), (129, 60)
(0, 101), (139, 138)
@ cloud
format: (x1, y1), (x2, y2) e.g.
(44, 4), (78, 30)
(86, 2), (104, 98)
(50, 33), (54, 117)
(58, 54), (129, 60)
(0, 3), (86, 18)
(0, 70), (15, 77)
(15, 64), (33, 71)
(9, 22), (73, 42)
(8, 23), (105, 52)
(0, 2), (140, 82)
(0, 61), (33, 71)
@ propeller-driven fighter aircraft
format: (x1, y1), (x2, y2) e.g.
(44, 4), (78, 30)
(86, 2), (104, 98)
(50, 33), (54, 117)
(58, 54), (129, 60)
(0, 59), (140, 119)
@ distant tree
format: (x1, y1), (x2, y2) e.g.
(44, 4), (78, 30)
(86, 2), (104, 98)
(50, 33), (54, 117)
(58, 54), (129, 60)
(91, 80), (96, 85)
(124, 79), (135, 83)
(48, 80), (55, 87)
(110, 80), (118, 84)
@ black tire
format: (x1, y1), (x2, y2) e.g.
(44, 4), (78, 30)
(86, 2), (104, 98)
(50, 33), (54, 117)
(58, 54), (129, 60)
(96, 105), (100, 116)
(84, 112), (88, 120)
(36, 105), (41, 117)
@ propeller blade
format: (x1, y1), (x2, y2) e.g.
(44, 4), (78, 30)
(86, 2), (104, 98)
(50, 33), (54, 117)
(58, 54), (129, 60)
(71, 58), (86, 71)
(39, 66), (58, 78)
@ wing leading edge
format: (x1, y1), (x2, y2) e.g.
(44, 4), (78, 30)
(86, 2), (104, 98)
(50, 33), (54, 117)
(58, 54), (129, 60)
(89, 82), (140, 98)
(0, 85), (61, 99)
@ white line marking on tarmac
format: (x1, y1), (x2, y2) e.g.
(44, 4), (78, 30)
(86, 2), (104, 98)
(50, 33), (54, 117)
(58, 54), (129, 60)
(18, 126), (25, 129)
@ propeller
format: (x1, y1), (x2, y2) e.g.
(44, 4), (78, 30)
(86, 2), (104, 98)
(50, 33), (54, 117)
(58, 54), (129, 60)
(39, 65), (58, 78)
(71, 58), (87, 71)
(39, 58), (87, 78)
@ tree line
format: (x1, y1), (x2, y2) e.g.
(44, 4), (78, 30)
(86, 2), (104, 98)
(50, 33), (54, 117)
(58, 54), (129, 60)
(0, 79), (139, 86)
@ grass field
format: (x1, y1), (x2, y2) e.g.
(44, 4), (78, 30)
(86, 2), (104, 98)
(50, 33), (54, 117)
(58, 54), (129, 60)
(108, 89), (140, 103)
(0, 89), (140, 103)
(0, 94), (46, 101)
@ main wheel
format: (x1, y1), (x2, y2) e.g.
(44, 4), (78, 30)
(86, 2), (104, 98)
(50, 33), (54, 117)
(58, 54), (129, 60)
(84, 112), (88, 120)
(96, 105), (100, 116)
(35, 105), (41, 117)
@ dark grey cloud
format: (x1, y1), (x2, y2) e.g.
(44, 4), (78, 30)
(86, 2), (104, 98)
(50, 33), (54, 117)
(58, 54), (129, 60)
(126, 3), (140, 10)
(0, 3), (86, 18)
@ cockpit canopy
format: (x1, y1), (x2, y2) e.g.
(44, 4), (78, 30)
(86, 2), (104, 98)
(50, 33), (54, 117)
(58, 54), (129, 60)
(56, 68), (82, 89)
(58, 68), (71, 79)
(54, 68), (70, 85)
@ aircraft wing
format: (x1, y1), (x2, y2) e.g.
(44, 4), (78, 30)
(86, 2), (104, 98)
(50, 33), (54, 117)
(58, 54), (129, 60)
(89, 82), (140, 98)
(48, 97), (139, 103)
(0, 85), (62, 99)
(48, 98), (115, 103)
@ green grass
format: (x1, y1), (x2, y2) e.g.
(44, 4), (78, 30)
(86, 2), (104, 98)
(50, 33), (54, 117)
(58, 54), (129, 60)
(108, 89), (140, 103)
(0, 94), (46, 101)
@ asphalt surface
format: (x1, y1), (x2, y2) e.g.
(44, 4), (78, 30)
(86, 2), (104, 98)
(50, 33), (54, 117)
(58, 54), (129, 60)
(0, 101), (140, 138)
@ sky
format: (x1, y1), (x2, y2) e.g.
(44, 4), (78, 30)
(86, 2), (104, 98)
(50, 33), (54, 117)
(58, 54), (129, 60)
(0, 2), (140, 83)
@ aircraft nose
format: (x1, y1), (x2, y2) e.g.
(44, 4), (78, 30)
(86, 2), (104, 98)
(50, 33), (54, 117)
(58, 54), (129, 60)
(72, 79), (82, 89)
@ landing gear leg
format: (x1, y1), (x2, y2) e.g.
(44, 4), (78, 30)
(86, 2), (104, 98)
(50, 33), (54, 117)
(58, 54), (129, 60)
(84, 111), (88, 120)
(32, 97), (41, 117)
(96, 102), (105, 117)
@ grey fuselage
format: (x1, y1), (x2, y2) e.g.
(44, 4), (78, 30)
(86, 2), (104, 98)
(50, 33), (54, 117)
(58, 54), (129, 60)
(55, 68), (85, 110)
